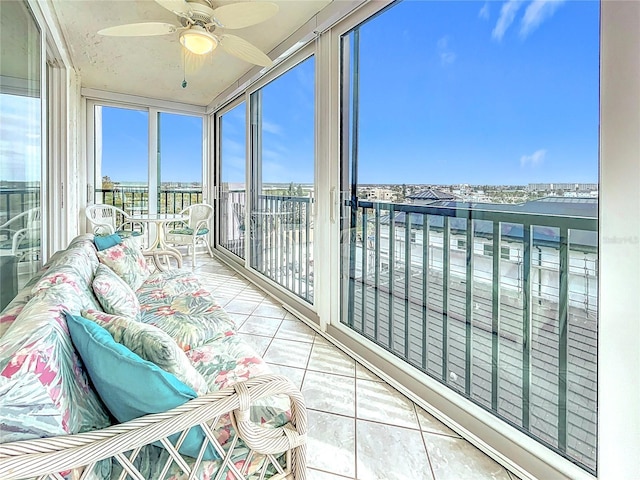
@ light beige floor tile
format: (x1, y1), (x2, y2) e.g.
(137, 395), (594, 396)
(266, 363), (306, 389)
(357, 419), (434, 480)
(356, 379), (420, 429)
(307, 410), (355, 478)
(234, 289), (266, 302)
(263, 338), (313, 368)
(252, 302), (288, 319)
(307, 342), (355, 377)
(198, 254), (514, 480)
(227, 313), (249, 328)
(236, 333), (272, 357)
(423, 433), (511, 480)
(276, 319), (316, 343)
(415, 406), (460, 438)
(211, 294), (234, 307)
(224, 299), (260, 315)
(313, 335), (333, 347)
(355, 363), (384, 382)
(302, 371), (355, 416)
(239, 315), (283, 337)
(307, 468), (352, 480)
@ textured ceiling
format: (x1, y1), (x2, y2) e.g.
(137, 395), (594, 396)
(51, 0), (331, 106)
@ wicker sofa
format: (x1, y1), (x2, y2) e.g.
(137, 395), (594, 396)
(0, 234), (307, 480)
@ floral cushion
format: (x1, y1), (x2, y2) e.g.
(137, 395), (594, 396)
(96, 237), (151, 291)
(137, 270), (236, 350)
(0, 283), (111, 441)
(40, 241), (100, 288)
(81, 309), (208, 395)
(186, 334), (290, 428)
(92, 264), (140, 318)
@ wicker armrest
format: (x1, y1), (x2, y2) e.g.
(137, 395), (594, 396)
(0, 375), (307, 480)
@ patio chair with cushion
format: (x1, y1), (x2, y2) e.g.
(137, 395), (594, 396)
(0, 206), (41, 260)
(165, 203), (214, 269)
(85, 204), (145, 239)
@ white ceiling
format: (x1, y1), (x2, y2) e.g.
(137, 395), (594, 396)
(51, 0), (331, 106)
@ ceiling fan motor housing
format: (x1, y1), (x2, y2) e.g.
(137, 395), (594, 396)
(183, 0), (217, 25)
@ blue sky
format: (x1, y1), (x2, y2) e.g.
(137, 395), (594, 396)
(100, 107), (203, 184)
(353, 0), (600, 184)
(87, 0), (599, 186)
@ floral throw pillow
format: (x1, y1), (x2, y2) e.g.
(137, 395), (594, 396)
(92, 264), (140, 318)
(96, 237), (151, 291)
(81, 309), (209, 395)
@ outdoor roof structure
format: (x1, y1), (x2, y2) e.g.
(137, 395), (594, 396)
(406, 188), (457, 202)
(372, 197), (598, 251)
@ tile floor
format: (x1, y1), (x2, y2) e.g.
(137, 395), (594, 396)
(187, 253), (522, 480)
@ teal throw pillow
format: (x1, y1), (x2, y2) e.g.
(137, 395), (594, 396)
(94, 233), (122, 251)
(64, 312), (218, 460)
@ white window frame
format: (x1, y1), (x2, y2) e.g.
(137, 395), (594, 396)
(84, 96), (206, 219)
(324, 2), (640, 480)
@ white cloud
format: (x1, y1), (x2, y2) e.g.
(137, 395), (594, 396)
(262, 120), (283, 135)
(0, 94), (41, 182)
(520, 0), (565, 38)
(437, 36), (457, 66)
(479, 3), (490, 20)
(520, 149), (547, 167)
(492, 0), (523, 41)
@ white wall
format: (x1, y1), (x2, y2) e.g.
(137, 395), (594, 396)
(598, 1), (640, 478)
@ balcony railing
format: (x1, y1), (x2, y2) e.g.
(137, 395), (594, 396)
(219, 190), (246, 259)
(343, 199), (598, 473)
(251, 194), (314, 303)
(95, 187), (203, 226)
(0, 187), (40, 226)
(96, 188), (315, 303)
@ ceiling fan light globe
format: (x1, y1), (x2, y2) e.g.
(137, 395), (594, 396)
(180, 28), (217, 55)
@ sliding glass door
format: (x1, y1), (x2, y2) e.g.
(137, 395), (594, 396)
(90, 106), (204, 239)
(340, 1), (599, 473)
(93, 105), (149, 217)
(218, 101), (247, 258)
(249, 56), (315, 302)
(0, 1), (43, 310)
(158, 112), (203, 213)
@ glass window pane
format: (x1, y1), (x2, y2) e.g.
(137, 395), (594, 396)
(250, 56), (315, 302)
(219, 102), (246, 258)
(0, 1), (42, 310)
(340, 1), (599, 472)
(158, 112), (203, 213)
(94, 106), (149, 218)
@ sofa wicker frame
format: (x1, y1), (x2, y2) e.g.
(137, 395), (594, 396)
(0, 375), (307, 480)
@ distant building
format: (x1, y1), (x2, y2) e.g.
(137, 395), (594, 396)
(528, 182), (598, 193)
(364, 188), (394, 201)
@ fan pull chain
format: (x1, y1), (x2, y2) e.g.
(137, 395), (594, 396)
(182, 48), (188, 88)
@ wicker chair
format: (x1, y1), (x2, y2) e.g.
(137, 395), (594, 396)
(0, 206), (41, 260)
(85, 204), (145, 239)
(0, 375), (308, 480)
(165, 203), (214, 269)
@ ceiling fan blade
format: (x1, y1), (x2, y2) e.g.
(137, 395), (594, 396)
(98, 22), (178, 37)
(212, 2), (278, 29)
(219, 34), (273, 67)
(154, 0), (192, 16)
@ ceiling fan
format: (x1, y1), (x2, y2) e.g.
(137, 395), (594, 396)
(97, 0), (278, 67)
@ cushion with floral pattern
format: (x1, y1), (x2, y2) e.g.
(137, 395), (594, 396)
(96, 237), (151, 291)
(92, 264), (140, 318)
(81, 309), (209, 395)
